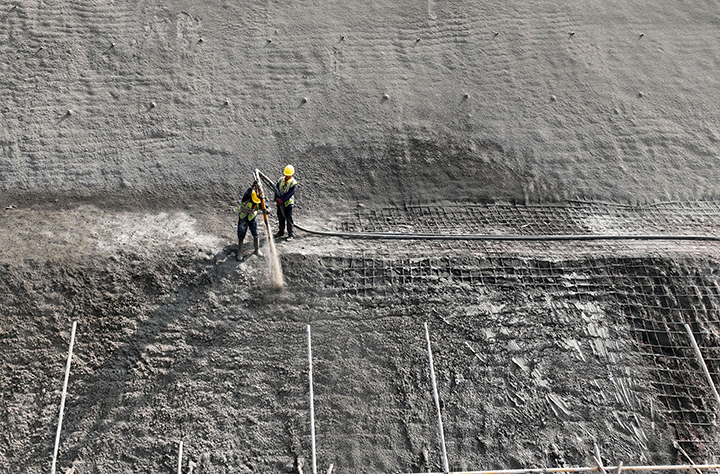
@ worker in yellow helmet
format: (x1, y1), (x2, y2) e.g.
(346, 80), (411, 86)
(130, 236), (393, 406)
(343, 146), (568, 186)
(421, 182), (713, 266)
(274, 164), (298, 241)
(236, 184), (268, 261)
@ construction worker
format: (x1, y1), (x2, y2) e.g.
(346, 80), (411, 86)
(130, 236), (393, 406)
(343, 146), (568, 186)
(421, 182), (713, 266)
(237, 185), (267, 261)
(274, 164), (298, 241)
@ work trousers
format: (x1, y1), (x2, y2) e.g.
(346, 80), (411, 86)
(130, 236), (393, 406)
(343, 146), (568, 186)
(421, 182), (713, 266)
(237, 216), (259, 242)
(277, 204), (294, 236)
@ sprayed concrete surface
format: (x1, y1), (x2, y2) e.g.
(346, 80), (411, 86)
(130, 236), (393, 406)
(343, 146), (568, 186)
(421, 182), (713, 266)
(1, 1), (720, 473)
(2, 202), (720, 473)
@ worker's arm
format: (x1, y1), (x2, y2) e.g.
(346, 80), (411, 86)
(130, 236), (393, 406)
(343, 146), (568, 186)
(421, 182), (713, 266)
(279, 183), (296, 202)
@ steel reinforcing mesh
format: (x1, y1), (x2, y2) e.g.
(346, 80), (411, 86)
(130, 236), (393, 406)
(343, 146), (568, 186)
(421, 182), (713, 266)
(299, 201), (720, 458)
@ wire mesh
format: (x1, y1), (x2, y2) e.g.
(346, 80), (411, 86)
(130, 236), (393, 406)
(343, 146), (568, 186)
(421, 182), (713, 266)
(298, 200), (720, 459)
(333, 201), (720, 258)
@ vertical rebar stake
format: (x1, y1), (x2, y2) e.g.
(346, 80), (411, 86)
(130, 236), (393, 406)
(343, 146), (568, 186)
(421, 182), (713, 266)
(177, 441), (183, 474)
(684, 323), (720, 409)
(308, 325), (318, 474)
(51, 320), (77, 474)
(424, 322), (450, 474)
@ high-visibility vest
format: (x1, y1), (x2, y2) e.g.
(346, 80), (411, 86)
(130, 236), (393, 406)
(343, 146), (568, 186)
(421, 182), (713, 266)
(238, 200), (260, 220)
(277, 177), (297, 206)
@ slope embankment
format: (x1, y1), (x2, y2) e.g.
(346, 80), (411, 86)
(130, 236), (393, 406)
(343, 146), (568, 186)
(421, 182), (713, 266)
(1, 0), (719, 208)
(2, 1), (720, 473)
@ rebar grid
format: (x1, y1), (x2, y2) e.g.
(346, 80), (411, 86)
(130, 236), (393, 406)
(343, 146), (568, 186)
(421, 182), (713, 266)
(343, 201), (720, 236)
(331, 201), (720, 259)
(301, 201), (720, 457)
(297, 253), (720, 457)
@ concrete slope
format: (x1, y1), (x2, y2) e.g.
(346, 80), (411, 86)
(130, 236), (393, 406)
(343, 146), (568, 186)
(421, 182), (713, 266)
(1, 0), (719, 206)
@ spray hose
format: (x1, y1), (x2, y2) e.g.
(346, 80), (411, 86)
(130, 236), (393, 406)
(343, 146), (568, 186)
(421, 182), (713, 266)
(252, 169), (718, 242)
(293, 223), (720, 242)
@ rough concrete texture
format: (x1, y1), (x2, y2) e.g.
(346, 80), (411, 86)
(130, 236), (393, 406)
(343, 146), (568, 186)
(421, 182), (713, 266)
(1, 1), (720, 473)
(1, 0), (719, 205)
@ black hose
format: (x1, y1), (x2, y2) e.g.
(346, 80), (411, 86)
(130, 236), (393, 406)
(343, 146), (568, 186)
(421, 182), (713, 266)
(293, 223), (720, 242)
(252, 167), (717, 243)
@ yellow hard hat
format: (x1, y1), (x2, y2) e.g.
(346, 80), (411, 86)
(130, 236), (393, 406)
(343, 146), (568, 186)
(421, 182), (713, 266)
(251, 190), (261, 203)
(284, 165), (295, 176)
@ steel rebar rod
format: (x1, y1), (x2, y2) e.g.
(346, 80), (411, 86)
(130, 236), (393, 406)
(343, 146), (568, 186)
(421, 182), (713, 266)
(177, 441), (183, 474)
(424, 322), (450, 474)
(51, 320), (77, 474)
(684, 323), (720, 410)
(307, 325), (318, 474)
(294, 223), (720, 242)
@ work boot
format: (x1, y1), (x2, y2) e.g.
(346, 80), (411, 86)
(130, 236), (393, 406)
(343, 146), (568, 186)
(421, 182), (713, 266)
(236, 240), (244, 261)
(274, 230), (284, 238)
(254, 237), (263, 257)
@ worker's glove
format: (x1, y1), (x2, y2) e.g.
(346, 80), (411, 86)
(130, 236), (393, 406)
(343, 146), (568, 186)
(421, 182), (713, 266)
(276, 198), (282, 206)
(264, 208), (272, 216)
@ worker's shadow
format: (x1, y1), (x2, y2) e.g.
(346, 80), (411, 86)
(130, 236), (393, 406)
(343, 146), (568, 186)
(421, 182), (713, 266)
(214, 235), (278, 264)
(215, 244), (239, 263)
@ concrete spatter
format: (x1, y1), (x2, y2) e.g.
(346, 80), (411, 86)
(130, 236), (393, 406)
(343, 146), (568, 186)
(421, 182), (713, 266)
(0, 205), (223, 265)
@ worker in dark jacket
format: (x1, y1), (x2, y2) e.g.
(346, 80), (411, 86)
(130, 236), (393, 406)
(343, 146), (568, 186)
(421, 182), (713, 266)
(274, 165), (298, 241)
(237, 185), (266, 261)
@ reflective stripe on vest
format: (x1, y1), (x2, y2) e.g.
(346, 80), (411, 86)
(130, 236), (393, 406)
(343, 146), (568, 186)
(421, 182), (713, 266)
(238, 201), (259, 220)
(277, 177), (297, 206)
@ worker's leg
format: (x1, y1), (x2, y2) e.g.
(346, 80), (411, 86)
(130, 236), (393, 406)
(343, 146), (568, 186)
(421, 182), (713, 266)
(285, 205), (294, 239)
(275, 204), (286, 237)
(249, 217), (259, 239)
(249, 218), (263, 256)
(237, 217), (249, 261)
